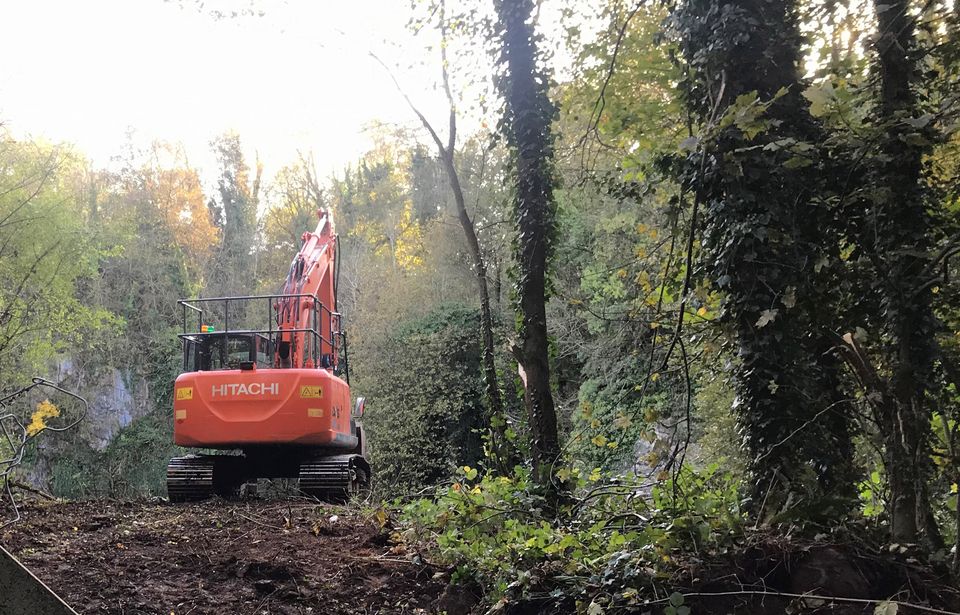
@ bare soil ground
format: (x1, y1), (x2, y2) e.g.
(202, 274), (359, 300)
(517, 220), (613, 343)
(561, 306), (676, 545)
(5, 499), (959, 615)
(2, 499), (447, 615)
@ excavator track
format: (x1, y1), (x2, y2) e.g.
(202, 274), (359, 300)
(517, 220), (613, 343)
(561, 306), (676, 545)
(166, 455), (242, 503)
(166, 456), (214, 502)
(298, 454), (369, 502)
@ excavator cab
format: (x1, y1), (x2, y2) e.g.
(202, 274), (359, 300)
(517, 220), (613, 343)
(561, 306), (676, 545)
(182, 332), (272, 372)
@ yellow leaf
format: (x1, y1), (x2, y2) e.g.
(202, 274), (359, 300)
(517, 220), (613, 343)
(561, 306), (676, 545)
(27, 399), (60, 436)
(591, 434), (608, 447)
(589, 468), (602, 481)
(697, 306), (708, 317)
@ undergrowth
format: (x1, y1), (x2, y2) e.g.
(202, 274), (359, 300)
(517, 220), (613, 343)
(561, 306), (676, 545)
(398, 463), (744, 610)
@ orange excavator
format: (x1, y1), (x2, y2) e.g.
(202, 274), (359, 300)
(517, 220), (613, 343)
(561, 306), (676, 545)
(166, 209), (369, 502)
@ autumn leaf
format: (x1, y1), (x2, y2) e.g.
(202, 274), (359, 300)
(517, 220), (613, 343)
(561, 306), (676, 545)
(26, 399), (60, 436)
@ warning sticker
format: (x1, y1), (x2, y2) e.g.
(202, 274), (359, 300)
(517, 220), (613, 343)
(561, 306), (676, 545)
(300, 385), (323, 399)
(176, 387), (193, 401)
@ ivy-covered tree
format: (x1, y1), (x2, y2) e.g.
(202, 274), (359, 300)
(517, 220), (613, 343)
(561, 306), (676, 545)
(668, 0), (855, 516)
(494, 0), (562, 486)
(831, 0), (950, 544)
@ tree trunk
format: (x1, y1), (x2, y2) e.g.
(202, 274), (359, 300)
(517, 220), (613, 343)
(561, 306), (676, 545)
(495, 0), (561, 485)
(872, 0), (937, 544)
(671, 0), (854, 516)
(439, 149), (511, 470)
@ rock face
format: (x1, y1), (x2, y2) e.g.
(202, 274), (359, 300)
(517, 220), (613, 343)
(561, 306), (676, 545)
(52, 358), (151, 451)
(18, 359), (154, 489)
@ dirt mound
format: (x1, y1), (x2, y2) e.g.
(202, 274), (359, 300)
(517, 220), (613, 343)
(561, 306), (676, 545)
(1, 499), (446, 614)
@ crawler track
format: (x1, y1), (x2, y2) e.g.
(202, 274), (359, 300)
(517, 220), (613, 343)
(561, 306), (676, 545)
(298, 454), (370, 501)
(167, 453), (369, 503)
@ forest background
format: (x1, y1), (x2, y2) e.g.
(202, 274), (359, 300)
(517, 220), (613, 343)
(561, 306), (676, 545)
(1, 0), (959, 608)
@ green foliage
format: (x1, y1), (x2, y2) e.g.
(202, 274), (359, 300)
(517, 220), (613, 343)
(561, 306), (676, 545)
(400, 464), (743, 599)
(0, 135), (115, 384)
(363, 304), (486, 492)
(208, 132), (260, 297)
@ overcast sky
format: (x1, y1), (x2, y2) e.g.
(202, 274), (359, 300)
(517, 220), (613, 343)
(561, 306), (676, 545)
(0, 0), (485, 183)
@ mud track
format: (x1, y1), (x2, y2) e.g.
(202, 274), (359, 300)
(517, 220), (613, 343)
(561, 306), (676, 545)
(2, 500), (445, 614)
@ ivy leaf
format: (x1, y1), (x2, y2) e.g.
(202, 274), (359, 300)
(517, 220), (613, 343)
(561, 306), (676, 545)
(755, 309), (779, 328)
(781, 286), (796, 309)
(802, 83), (833, 117)
(783, 156), (812, 169)
(874, 602), (898, 615)
(814, 254), (830, 273)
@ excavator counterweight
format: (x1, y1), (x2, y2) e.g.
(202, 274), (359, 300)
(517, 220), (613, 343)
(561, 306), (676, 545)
(166, 210), (369, 502)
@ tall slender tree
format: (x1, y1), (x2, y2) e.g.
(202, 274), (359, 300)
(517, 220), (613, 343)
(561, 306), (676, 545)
(844, 0), (940, 543)
(494, 0), (561, 485)
(208, 133), (261, 299)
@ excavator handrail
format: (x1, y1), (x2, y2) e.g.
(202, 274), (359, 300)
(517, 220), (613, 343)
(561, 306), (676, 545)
(177, 293), (345, 374)
(179, 292), (324, 303)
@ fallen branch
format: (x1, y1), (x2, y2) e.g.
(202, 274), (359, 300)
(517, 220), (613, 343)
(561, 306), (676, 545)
(9, 479), (56, 501)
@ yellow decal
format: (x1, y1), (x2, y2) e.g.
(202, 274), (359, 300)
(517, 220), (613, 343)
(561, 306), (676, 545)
(300, 385), (323, 399)
(176, 387), (193, 401)
(307, 408), (324, 418)
(175, 409), (187, 421)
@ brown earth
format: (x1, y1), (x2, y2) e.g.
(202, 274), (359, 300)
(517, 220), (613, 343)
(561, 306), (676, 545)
(5, 499), (959, 615)
(1, 499), (450, 615)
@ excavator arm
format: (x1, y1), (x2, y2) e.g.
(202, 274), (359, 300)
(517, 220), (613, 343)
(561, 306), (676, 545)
(275, 210), (340, 370)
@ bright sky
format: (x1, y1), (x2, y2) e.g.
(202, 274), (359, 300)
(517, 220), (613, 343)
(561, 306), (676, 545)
(0, 0), (463, 184)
